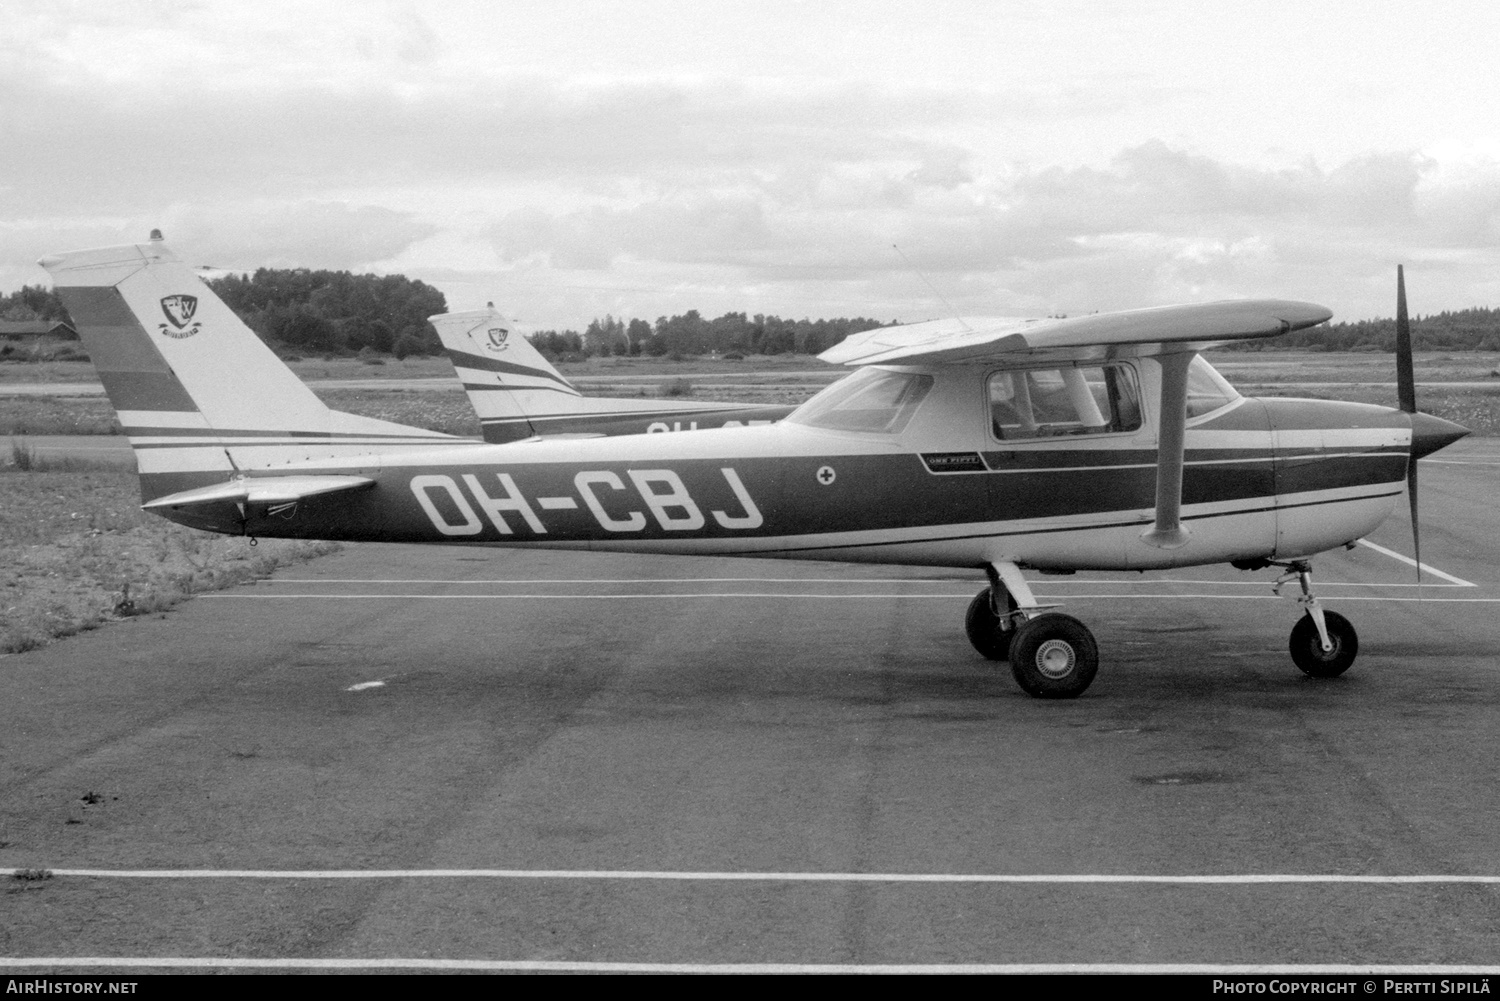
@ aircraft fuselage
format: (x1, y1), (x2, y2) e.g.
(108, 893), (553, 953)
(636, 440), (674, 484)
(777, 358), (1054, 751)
(149, 369), (1412, 573)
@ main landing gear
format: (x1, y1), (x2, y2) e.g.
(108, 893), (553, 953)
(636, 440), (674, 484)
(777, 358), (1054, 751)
(968, 562), (1099, 699)
(1271, 560), (1358, 678)
(967, 558), (1360, 698)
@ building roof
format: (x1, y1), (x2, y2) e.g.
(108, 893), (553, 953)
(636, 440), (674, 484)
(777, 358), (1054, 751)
(0, 319), (76, 336)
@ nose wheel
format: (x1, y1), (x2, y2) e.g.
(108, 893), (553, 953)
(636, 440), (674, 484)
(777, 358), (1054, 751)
(1273, 560), (1359, 679)
(1289, 609), (1358, 677)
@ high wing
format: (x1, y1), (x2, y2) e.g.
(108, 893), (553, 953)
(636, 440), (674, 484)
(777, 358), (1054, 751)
(819, 300), (1334, 366)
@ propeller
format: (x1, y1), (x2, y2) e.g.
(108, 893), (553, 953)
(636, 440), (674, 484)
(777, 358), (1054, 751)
(1394, 265), (1471, 580)
(1396, 265), (1420, 579)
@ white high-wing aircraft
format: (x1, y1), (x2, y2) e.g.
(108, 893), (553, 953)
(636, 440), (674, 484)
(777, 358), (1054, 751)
(39, 233), (1469, 698)
(430, 306), (794, 443)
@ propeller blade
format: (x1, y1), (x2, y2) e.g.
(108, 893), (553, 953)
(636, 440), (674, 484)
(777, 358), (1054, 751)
(1407, 454), (1421, 582)
(1396, 266), (1423, 578)
(1396, 264), (1416, 414)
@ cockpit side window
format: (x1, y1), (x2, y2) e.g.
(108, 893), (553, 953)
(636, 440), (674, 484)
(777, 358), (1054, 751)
(988, 363), (1141, 440)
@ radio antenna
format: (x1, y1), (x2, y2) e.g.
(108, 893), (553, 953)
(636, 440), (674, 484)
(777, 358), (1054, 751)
(892, 243), (971, 331)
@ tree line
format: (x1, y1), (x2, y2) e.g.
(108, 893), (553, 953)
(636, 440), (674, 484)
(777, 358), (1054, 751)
(532, 311), (891, 361)
(1222, 307), (1500, 353)
(0, 285), (72, 324)
(207, 269), (447, 358)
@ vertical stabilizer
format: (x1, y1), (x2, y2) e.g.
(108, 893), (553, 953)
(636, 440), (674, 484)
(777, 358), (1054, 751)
(42, 237), (334, 436)
(39, 234), (460, 500)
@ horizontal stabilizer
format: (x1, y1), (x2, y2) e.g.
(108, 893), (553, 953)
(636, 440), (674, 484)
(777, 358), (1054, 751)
(142, 475), (375, 511)
(821, 300), (1333, 366)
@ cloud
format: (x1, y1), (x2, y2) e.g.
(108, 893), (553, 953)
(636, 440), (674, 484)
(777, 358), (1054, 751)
(4, 2), (1499, 324)
(0, 65), (1137, 222)
(162, 201), (438, 270)
(464, 140), (1500, 320)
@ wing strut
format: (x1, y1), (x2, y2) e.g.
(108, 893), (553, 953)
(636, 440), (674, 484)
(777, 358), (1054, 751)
(1140, 351), (1194, 550)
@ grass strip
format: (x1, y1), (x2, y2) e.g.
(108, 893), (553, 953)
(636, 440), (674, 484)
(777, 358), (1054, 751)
(0, 465), (339, 655)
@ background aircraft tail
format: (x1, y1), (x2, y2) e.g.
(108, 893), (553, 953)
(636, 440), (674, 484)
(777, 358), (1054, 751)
(39, 233), (461, 501)
(432, 305), (795, 443)
(431, 306), (582, 442)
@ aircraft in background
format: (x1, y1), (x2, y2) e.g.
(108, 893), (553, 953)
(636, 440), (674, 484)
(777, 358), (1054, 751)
(430, 306), (795, 444)
(39, 233), (1469, 698)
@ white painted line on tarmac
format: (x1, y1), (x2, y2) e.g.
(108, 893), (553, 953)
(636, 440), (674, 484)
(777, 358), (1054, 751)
(268, 575), (1470, 589)
(271, 577), (1000, 585)
(207, 592), (993, 599)
(1355, 539), (1476, 585)
(2, 958), (1498, 973)
(1422, 458), (1500, 466)
(203, 592), (1500, 603)
(1036, 579), (1469, 589)
(16, 868), (1500, 884)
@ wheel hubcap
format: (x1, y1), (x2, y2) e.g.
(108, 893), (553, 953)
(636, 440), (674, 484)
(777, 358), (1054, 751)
(1035, 639), (1076, 679)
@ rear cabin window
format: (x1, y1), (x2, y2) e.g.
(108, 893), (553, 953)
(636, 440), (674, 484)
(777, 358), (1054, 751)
(787, 368), (933, 434)
(988, 363), (1141, 440)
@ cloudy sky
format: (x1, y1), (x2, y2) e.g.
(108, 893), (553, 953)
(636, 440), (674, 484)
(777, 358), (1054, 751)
(4, 0), (1499, 326)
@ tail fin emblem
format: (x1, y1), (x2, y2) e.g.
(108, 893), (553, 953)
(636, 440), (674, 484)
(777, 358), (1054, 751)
(486, 327), (509, 352)
(159, 294), (201, 338)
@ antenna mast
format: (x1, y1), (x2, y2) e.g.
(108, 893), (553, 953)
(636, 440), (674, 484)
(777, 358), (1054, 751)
(892, 243), (971, 331)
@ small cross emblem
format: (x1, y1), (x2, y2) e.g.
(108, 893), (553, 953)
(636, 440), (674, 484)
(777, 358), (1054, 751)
(816, 465), (836, 486)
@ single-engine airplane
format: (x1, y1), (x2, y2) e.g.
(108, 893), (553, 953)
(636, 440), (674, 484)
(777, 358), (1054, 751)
(39, 233), (1470, 698)
(431, 305), (795, 443)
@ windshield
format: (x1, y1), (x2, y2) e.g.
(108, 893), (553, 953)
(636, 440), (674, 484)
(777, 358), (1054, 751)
(1186, 356), (1240, 418)
(786, 368), (933, 434)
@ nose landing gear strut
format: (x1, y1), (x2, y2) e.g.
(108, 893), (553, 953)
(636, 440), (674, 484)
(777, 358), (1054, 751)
(1272, 560), (1359, 678)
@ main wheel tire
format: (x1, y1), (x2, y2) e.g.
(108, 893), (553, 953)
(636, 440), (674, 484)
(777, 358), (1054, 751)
(965, 588), (1014, 661)
(1007, 613), (1099, 698)
(1289, 610), (1358, 678)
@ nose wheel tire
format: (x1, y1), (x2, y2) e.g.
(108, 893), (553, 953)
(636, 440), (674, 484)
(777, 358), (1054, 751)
(1008, 613), (1099, 698)
(965, 587), (1017, 661)
(1289, 610), (1358, 678)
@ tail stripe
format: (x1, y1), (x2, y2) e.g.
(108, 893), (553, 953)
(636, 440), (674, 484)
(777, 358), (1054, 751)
(99, 371), (199, 412)
(462, 382), (578, 397)
(447, 348), (577, 390)
(57, 287), (199, 413)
